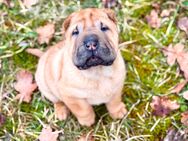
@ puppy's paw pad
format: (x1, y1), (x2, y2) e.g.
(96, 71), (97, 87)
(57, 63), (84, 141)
(110, 103), (127, 119)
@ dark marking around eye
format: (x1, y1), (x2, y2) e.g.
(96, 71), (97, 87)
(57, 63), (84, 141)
(72, 26), (79, 36)
(100, 22), (109, 32)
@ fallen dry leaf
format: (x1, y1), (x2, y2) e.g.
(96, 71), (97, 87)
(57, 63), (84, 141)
(151, 2), (160, 10)
(163, 128), (188, 141)
(38, 126), (59, 141)
(171, 80), (187, 94)
(0, 113), (6, 127)
(160, 9), (173, 17)
(177, 52), (188, 80)
(23, 0), (38, 8)
(163, 43), (185, 65)
(183, 90), (188, 100)
(163, 128), (177, 141)
(26, 48), (44, 57)
(163, 44), (177, 66)
(36, 23), (55, 44)
(146, 10), (161, 28)
(150, 96), (180, 117)
(163, 43), (188, 79)
(181, 111), (188, 126)
(178, 17), (188, 34)
(14, 70), (37, 103)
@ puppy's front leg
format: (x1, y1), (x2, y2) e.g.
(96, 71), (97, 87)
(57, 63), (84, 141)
(54, 102), (69, 120)
(106, 93), (127, 119)
(63, 96), (95, 126)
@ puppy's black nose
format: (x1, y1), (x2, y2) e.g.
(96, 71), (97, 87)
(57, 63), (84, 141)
(84, 34), (98, 51)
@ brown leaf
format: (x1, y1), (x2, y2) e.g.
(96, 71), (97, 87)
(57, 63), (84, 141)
(171, 80), (187, 94)
(177, 52), (188, 80)
(163, 128), (176, 141)
(160, 9), (173, 17)
(163, 43), (188, 79)
(150, 96), (180, 117)
(36, 23), (55, 44)
(23, 0), (38, 8)
(178, 17), (188, 34)
(14, 70), (37, 103)
(26, 48), (43, 58)
(0, 113), (6, 127)
(163, 128), (188, 141)
(181, 111), (188, 126)
(183, 90), (188, 100)
(146, 10), (161, 28)
(151, 2), (160, 10)
(39, 126), (59, 141)
(163, 44), (176, 66)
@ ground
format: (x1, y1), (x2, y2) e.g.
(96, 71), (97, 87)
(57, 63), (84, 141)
(0, 0), (188, 141)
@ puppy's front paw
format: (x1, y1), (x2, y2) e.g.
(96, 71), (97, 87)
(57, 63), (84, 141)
(54, 102), (69, 120)
(78, 113), (95, 126)
(109, 102), (127, 119)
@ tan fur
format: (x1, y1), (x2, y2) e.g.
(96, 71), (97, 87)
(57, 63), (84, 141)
(35, 8), (127, 126)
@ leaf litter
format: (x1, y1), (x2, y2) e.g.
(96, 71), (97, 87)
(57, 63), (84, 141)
(36, 23), (55, 44)
(163, 43), (188, 79)
(150, 96), (180, 117)
(38, 126), (59, 141)
(14, 70), (37, 103)
(178, 17), (188, 35)
(146, 10), (161, 28)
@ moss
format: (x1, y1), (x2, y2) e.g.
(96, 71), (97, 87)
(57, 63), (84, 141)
(13, 51), (38, 71)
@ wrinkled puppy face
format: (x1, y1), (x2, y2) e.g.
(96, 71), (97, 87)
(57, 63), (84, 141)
(63, 8), (118, 70)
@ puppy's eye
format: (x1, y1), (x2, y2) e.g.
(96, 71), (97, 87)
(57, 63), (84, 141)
(72, 27), (79, 36)
(100, 23), (109, 32)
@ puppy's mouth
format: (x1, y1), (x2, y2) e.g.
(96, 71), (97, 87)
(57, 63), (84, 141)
(73, 33), (116, 70)
(77, 56), (113, 70)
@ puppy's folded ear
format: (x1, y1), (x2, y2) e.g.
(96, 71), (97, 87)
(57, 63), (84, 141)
(62, 12), (77, 35)
(62, 15), (72, 33)
(103, 9), (117, 24)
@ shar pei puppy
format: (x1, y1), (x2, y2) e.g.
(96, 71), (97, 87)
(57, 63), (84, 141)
(35, 8), (127, 126)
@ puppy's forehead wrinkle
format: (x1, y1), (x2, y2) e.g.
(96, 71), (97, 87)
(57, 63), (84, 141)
(72, 16), (107, 24)
(70, 10), (108, 27)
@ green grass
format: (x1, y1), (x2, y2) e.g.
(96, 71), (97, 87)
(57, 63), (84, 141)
(0, 0), (188, 140)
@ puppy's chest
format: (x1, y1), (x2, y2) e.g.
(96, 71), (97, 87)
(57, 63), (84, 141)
(62, 66), (123, 105)
(74, 78), (118, 105)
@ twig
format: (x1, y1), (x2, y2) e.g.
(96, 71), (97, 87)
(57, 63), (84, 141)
(119, 40), (137, 49)
(116, 99), (140, 137)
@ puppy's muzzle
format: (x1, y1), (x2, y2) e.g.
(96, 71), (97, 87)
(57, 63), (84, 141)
(73, 34), (116, 70)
